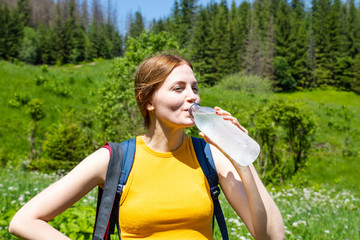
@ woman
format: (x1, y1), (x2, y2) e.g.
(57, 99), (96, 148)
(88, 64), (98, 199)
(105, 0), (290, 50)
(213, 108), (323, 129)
(9, 54), (285, 239)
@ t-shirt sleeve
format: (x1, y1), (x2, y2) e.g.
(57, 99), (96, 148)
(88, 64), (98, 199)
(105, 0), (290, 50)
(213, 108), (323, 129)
(102, 143), (111, 156)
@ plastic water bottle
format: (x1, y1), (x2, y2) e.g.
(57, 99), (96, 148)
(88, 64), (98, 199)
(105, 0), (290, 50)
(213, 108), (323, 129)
(189, 103), (260, 166)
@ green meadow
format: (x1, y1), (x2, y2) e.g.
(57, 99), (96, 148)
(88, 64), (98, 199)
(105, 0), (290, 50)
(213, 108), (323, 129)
(0, 60), (359, 239)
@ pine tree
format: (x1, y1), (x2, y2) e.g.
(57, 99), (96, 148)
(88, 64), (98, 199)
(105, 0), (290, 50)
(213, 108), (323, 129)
(235, 1), (251, 72)
(347, 0), (360, 58)
(128, 11), (145, 39)
(37, 23), (56, 64)
(190, 6), (216, 85)
(311, 0), (333, 86)
(0, 2), (24, 60)
(228, 0), (240, 73)
(289, 0), (312, 89)
(0, 3), (10, 59)
(242, 7), (263, 76)
(17, 0), (30, 26)
(54, 2), (72, 64)
(352, 53), (360, 93)
(212, 0), (231, 81)
(68, 0), (86, 63)
(275, 0), (292, 59)
(177, 0), (198, 48)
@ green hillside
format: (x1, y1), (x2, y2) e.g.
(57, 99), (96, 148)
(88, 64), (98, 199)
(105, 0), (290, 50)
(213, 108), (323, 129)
(1, 60), (359, 190)
(0, 60), (113, 166)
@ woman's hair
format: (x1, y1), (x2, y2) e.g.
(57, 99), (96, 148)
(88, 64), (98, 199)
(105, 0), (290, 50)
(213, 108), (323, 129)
(135, 54), (192, 128)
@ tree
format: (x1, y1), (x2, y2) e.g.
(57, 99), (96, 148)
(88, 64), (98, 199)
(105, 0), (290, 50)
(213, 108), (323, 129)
(53, 1), (72, 64)
(351, 53), (360, 93)
(0, 2), (24, 60)
(212, 0), (231, 81)
(311, 0), (336, 86)
(17, 0), (30, 26)
(190, 6), (217, 85)
(176, 0), (198, 48)
(18, 26), (39, 64)
(37, 23), (56, 64)
(273, 56), (296, 91)
(227, 0), (250, 73)
(127, 11), (145, 39)
(289, 0), (312, 89)
(68, 0), (86, 63)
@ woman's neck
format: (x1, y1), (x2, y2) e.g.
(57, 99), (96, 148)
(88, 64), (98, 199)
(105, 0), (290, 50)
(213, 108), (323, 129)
(143, 123), (185, 152)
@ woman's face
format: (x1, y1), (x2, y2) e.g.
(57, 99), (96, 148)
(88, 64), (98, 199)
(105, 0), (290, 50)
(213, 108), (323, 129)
(148, 64), (200, 129)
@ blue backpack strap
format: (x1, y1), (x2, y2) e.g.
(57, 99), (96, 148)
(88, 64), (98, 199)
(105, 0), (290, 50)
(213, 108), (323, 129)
(191, 137), (229, 240)
(112, 138), (136, 239)
(118, 138), (136, 194)
(93, 138), (136, 240)
(93, 142), (124, 240)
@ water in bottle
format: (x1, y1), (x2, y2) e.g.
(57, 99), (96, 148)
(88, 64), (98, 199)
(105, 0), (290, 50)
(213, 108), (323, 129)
(189, 103), (260, 166)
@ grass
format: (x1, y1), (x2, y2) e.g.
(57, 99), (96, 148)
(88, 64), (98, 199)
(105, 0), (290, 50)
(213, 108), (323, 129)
(1, 169), (359, 239)
(276, 89), (360, 193)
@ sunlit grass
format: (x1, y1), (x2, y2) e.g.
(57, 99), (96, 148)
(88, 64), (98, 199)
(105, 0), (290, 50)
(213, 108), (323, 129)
(216, 185), (360, 240)
(2, 169), (359, 239)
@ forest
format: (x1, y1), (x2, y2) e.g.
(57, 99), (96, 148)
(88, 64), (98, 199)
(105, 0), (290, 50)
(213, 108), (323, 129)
(1, 0), (360, 92)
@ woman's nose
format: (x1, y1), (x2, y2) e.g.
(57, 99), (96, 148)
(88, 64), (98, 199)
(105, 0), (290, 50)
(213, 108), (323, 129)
(186, 88), (198, 103)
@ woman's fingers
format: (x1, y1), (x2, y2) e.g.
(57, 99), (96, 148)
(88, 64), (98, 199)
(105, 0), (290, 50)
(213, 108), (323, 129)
(214, 106), (248, 134)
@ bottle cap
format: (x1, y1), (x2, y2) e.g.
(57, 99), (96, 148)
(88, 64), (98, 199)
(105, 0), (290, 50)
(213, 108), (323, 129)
(188, 103), (200, 116)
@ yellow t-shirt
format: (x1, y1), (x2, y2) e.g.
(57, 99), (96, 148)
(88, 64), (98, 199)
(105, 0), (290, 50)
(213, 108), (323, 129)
(118, 135), (214, 239)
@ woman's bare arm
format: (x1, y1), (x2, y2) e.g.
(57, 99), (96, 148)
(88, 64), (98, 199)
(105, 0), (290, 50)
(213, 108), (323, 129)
(9, 148), (110, 240)
(201, 106), (284, 239)
(211, 145), (285, 240)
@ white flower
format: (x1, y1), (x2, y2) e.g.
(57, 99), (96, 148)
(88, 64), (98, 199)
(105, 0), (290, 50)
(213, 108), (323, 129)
(325, 230), (330, 234)
(18, 194), (25, 202)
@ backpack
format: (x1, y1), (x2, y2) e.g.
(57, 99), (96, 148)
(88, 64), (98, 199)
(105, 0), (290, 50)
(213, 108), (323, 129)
(92, 137), (229, 240)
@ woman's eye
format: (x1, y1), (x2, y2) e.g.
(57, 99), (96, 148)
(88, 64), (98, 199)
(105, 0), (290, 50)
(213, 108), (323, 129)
(192, 87), (199, 93)
(174, 87), (184, 92)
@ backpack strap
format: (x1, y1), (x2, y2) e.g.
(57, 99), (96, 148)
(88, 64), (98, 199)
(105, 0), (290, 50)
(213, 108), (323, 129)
(191, 137), (229, 240)
(93, 142), (124, 240)
(93, 138), (136, 240)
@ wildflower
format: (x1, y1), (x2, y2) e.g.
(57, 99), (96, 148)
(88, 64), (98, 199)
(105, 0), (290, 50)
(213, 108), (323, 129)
(325, 230), (330, 234)
(18, 194), (25, 202)
(292, 220), (306, 227)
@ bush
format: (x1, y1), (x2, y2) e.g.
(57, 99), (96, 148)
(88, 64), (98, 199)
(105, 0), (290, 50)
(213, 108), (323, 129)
(250, 99), (316, 185)
(41, 121), (91, 171)
(8, 92), (31, 108)
(217, 72), (273, 95)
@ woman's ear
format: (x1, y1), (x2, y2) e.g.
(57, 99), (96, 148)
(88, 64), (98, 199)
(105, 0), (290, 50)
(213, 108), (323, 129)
(146, 104), (154, 111)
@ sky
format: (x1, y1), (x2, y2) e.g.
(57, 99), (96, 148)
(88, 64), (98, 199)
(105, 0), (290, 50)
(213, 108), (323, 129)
(103, 0), (244, 33)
